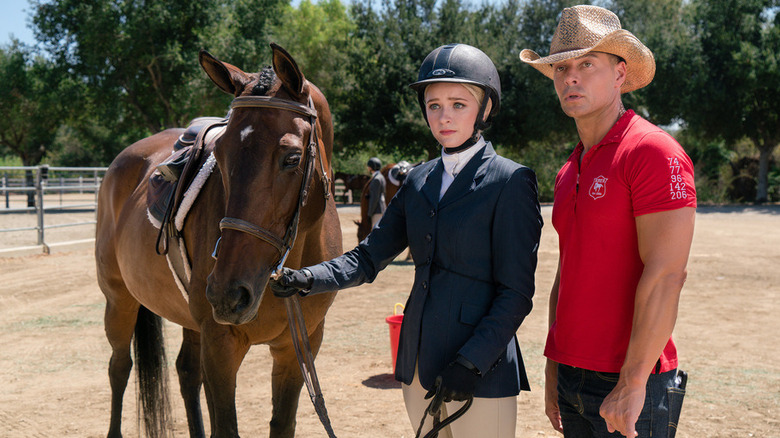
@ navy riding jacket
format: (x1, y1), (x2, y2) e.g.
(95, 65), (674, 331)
(307, 142), (542, 397)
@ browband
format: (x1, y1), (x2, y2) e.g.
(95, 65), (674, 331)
(231, 95), (318, 118)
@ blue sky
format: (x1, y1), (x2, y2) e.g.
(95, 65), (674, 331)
(1, 0), (36, 47)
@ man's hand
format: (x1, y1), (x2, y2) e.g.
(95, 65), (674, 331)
(269, 268), (313, 297)
(599, 379), (645, 437)
(545, 360), (563, 433)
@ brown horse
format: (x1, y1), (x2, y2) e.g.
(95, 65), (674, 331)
(95, 44), (341, 438)
(333, 171), (370, 196)
(355, 161), (415, 241)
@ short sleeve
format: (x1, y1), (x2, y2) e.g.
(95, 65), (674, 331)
(625, 132), (697, 216)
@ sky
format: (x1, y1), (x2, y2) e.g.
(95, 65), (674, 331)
(1, 0), (36, 47)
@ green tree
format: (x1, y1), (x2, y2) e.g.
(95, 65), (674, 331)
(269, 0), (355, 118)
(31, 0), (218, 153)
(609, 0), (697, 125)
(196, 0), (289, 118)
(338, 0), (577, 160)
(682, 0), (780, 202)
(0, 41), (72, 204)
(489, 0), (580, 151)
(0, 41), (66, 166)
(338, 0), (438, 159)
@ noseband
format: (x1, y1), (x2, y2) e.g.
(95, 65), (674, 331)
(211, 94), (331, 277)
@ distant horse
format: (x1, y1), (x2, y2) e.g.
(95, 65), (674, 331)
(95, 44), (341, 438)
(333, 171), (369, 203)
(355, 161), (414, 242)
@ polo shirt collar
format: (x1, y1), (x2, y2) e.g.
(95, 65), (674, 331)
(571, 110), (636, 159)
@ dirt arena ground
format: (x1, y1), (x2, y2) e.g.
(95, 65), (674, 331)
(0, 204), (778, 437)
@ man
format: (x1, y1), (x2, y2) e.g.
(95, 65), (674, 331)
(366, 157), (387, 227)
(520, 5), (695, 438)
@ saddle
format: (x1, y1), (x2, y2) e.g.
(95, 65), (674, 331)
(147, 117), (227, 254)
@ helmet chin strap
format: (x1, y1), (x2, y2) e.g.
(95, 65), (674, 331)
(442, 92), (491, 154)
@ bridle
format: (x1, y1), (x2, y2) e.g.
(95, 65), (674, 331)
(209, 92), (338, 438)
(210, 94), (331, 277)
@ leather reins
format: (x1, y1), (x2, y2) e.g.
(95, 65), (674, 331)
(210, 93), (337, 438)
(415, 396), (474, 438)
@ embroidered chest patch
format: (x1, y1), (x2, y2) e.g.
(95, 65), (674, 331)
(589, 175), (608, 200)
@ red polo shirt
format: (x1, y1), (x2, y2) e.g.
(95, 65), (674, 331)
(546, 111), (696, 373)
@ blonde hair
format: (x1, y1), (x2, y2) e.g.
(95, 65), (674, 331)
(460, 83), (485, 105)
(424, 82), (493, 115)
(423, 83), (493, 123)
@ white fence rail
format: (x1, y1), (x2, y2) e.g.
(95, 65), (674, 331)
(0, 165), (358, 256)
(0, 165), (108, 255)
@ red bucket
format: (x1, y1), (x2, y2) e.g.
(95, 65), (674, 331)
(385, 303), (404, 374)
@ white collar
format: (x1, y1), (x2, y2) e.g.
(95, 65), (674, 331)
(441, 137), (485, 178)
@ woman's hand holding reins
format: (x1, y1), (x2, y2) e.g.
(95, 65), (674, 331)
(425, 356), (481, 414)
(269, 268), (313, 297)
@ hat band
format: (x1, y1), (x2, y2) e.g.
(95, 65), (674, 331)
(552, 46), (586, 55)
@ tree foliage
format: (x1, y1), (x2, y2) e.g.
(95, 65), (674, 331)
(269, 0), (355, 118)
(32, 0), (216, 132)
(682, 0), (780, 201)
(0, 0), (775, 202)
(0, 41), (68, 166)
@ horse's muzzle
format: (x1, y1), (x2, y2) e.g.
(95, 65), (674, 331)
(205, 277), (264, 325)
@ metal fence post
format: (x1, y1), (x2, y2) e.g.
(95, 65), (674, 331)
(94, 170), (100, 220)
(36, 166), (45, 247)
(2, 173), (7, 209)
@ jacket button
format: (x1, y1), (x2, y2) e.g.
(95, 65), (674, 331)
(425, 233), (432, 242)
(426, 257), (431, 265)
(422, 281), (428, 289)
(429, 209), (436, 217)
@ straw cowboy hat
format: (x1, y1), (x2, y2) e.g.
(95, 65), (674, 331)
(520, 5), (655, 93)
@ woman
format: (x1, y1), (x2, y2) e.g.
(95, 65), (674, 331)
(271, 43), (542, 437)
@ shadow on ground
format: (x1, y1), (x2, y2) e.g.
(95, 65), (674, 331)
(362, 373), (402, 389)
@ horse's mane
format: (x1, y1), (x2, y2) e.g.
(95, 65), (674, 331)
(251, 67), (276, 96)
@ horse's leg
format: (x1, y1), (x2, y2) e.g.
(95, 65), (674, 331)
(103, 297), (141, 438)
(200, 323), (249, 438)
(177, 327), (206, 438)
(268, 319), (326, 438)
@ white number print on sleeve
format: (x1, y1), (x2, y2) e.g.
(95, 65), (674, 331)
(668, 157), (687, 200)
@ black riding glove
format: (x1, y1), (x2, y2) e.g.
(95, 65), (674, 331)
(424, 357), (481, 414)
(269, 268), (313, 298)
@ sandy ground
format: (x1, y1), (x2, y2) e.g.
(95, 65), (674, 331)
(0, 204), (779, 437)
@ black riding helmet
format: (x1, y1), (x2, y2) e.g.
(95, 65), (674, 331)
(367, 157), (382, 171)
(409, 44), (501, 149)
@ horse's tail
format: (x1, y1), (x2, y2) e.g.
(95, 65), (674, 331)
(133, 305), (173, 438)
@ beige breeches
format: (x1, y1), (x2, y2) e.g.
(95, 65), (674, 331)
(402, 366), (517, 438)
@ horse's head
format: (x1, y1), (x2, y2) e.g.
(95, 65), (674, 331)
(202, 44), (332, 325)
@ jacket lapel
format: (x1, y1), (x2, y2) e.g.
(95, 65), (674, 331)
(420, 159), (444, 207)
(439, 142), (495, 209)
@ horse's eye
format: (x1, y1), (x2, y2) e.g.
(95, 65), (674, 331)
(283, 153), (302, 169)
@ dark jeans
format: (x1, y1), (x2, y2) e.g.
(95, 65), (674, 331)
(557, 364), (687, 438)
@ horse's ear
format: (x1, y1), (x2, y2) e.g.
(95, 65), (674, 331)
(199, 50), (250, 96)
(270, 43), (305, 97)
